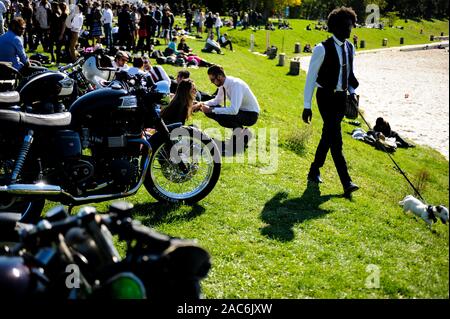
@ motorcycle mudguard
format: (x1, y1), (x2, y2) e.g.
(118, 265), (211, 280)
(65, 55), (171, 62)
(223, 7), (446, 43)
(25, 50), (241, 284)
(147, 122), (183, 149)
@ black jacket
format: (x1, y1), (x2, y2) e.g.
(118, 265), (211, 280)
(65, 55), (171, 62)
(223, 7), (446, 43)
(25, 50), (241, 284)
(316, 37), (359, 91)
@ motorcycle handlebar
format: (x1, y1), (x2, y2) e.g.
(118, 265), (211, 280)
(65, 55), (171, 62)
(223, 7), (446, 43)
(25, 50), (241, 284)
(19, 203), (174, 253)
(58, 57), (84, 72)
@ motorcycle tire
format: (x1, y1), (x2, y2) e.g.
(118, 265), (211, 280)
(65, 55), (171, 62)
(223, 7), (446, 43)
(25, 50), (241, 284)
(144, 126), (221, 205)
(0, 197), (45, 224)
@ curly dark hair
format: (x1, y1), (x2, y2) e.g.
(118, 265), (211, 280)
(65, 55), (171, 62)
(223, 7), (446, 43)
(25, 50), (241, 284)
(327, 7), (357, 34)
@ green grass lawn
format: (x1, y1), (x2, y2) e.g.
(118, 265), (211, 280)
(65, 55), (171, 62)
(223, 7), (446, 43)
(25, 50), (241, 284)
(42, 18), (449, 298)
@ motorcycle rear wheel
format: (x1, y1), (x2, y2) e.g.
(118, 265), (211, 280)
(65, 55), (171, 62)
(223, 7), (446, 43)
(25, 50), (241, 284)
(144, 126), (221, 204)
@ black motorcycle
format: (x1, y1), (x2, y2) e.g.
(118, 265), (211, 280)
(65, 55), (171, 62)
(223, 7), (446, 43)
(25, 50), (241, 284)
(0, 73), (221, 222)
(0, 201), (211, 299)
(0, 61), (75, 114)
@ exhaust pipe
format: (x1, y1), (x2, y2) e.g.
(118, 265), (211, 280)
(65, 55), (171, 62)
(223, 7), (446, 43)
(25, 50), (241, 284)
(0, 184), (63, 196)
(0, 138), (152, 205)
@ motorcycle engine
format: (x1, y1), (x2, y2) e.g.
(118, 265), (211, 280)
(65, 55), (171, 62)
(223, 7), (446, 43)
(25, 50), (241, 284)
(109, 157), (140, 191)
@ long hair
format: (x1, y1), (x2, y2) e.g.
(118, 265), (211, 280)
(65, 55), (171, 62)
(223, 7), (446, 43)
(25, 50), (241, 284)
(161, 79), (195, 125)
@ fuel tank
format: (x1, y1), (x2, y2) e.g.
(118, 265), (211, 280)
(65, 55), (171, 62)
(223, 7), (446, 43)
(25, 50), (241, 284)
(69, 87), (138, 129)
(18, 70), (74, 104)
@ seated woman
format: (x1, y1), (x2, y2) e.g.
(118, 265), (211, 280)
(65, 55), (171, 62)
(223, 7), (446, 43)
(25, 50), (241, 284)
(160, 79), (197, 125)
(177, 37), (192, 54)
(163, 37), (178, 56)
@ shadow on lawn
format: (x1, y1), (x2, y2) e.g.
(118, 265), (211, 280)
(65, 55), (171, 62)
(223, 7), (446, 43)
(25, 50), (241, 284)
(132, 202), (205, 227)
(260, 182), (340, 241)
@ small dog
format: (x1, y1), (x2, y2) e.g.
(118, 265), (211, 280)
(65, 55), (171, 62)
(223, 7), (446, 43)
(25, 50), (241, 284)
(399, 195), (449, 226)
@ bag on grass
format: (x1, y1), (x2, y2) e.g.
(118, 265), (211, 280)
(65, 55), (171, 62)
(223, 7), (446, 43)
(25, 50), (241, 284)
(345, 94), (359, 120)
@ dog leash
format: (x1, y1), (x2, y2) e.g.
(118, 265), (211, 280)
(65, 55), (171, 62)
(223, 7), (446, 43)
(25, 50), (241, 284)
(357, 110), (426, 202)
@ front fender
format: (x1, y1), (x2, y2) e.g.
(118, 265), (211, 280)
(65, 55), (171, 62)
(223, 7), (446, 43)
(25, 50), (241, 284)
(147, 122), (183, 149)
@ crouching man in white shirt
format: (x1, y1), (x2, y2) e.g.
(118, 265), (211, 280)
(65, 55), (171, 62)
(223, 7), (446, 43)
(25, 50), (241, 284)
(195, 65), (260, 155)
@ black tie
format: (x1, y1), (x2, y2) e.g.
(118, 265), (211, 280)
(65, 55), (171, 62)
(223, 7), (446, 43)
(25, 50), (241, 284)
(223, 86), (227, 107)
(341, 43), (348, 91)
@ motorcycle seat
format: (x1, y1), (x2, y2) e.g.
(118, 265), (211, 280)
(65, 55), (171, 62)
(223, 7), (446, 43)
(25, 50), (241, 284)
(0, 91), (20, 104)
(0, 109), (72, 128)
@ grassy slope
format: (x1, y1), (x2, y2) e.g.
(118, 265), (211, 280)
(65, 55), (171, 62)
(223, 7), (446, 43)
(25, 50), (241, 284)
(221, 18), (449, 57)
(45, 18), (449, 298)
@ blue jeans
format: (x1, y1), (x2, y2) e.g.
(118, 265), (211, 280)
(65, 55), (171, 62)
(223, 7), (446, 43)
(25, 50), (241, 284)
(103, 23), (112, 48)
(216, 27), (221, 40)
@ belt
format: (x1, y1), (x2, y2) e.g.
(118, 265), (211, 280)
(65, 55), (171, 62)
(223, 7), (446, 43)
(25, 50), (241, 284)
(318, 88), (348, 94)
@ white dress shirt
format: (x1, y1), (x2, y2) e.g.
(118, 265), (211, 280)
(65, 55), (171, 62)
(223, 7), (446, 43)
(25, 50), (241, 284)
(70, 13), (84, 33)
(214, 16), (223, 28)
(304, 35), (356, 109)
(101, 8), (113, 25)
(206, 37), (221, 48)
(205, 76), (260, 115)
(149, 65), (171, 86)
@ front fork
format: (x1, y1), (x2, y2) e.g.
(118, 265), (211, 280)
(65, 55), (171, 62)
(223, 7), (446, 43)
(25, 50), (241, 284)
(154, 120), (189, 174)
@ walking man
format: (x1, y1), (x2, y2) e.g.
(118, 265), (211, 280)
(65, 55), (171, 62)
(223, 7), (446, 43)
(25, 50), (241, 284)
(302, 7), (360, 197)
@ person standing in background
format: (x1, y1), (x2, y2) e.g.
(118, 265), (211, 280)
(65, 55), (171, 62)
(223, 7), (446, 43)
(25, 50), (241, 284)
(214, 12), (222, 40)
(35, 0), (50, 51)
(102, 2), (113, 48)
(68, 4), (84, 62)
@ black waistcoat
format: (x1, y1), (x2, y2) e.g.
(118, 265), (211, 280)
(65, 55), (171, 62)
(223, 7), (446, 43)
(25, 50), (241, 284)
(316, 37), (359, 91)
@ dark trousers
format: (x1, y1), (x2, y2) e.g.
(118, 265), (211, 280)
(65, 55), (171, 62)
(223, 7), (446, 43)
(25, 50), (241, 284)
(103, 23), (113, 48)
(220, 39), (233, 51)
(205, 107), (258, 129)
(310, 89), (352, 187)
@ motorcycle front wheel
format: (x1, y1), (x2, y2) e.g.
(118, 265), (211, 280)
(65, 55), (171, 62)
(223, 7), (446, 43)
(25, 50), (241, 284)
(144, 126), (221, 204)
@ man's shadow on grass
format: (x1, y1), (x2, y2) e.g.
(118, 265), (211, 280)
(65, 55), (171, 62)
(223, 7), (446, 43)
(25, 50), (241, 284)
(260, 182), (340, 242)
(132, 202), (205, 227)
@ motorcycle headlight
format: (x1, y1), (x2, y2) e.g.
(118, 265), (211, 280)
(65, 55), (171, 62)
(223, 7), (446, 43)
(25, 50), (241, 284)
(103, 272), (146, 299)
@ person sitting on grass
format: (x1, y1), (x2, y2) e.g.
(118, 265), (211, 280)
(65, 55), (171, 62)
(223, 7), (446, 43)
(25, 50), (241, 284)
(303, 43), (312, 53)
(0, 17), (30, 71)
(112, 50), (130, 71)
(127, 56), (146, 76)
(201, 33), (222, 54)
(219, 33), (233, 51)
(167, 36), (179, 55)
(170, 69), (215, 101)
(161, 78), (197, 125)
(177, 36), (192, 54)
(373, 117), (415, 148)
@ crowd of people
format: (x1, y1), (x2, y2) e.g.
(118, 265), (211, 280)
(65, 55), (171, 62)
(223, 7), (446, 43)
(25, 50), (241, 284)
(0, 0), (239, 66)
(1, 2), (374, 195)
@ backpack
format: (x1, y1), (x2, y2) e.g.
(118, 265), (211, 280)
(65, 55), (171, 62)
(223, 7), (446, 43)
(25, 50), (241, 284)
(156, 56), (167, 65)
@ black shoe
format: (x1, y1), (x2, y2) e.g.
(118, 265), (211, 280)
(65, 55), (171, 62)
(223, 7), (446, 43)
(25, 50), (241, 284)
(307, 172), (323, 184)
(343, 182), (359, 196)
